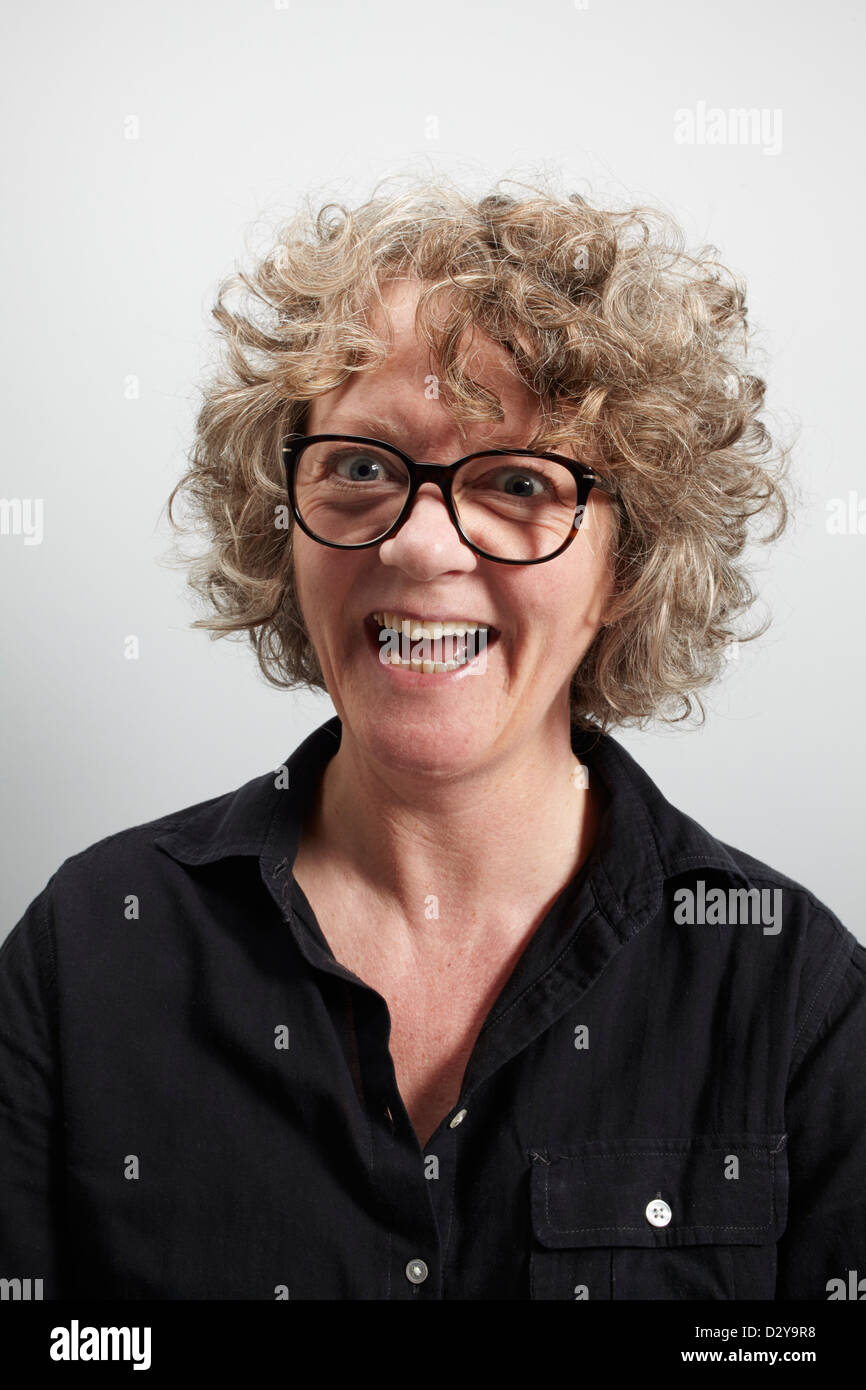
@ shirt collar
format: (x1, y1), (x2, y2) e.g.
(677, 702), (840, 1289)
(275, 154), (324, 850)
(152, 714), (752, 938)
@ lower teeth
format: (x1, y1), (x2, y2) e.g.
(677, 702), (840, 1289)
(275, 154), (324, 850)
(377, 628), (478, 672)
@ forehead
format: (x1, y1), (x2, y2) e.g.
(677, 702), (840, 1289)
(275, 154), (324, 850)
(307, 279), (543, 441)
(367, 278), (527, 375)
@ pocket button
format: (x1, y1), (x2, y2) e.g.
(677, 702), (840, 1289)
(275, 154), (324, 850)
(406, 1259), (429, 1284)
(646, 1198), (672, 1227)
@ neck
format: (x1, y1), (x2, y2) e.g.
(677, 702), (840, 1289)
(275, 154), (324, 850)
(296, 710), (600, 951)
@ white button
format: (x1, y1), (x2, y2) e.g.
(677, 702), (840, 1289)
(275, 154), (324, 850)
(449, 1108), (468, 1128)
(646, 1198), (672, 1227)
(405, 1259), (428, 1284)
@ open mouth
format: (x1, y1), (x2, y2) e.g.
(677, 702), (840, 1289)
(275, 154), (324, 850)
(363, 611), (500, 673)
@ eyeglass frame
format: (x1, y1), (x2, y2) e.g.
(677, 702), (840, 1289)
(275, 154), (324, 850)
(281, 432), (610, 566)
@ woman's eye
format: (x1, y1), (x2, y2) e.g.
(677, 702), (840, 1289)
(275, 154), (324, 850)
(328, 451), (388, 482)
(498, 471), (546, 496)
(476, 468), (551, 498)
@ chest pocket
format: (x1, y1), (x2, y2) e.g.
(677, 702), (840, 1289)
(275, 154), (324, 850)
(529, 1134), (788, 1300)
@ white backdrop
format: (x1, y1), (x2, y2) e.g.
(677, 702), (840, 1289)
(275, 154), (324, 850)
(1, 0), (863, 943)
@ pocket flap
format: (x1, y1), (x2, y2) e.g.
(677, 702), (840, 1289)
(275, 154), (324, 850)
(530, 1134), (787, 1249)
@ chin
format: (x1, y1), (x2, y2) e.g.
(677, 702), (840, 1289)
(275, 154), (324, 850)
(352, 705), (494, 776)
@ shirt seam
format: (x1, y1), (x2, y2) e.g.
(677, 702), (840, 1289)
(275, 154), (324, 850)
(541, 1148), (779, 1237)
(788, 910), (856, 1078)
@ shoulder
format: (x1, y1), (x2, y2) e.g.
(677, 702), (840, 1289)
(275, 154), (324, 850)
(18, 719), (345, 936)
(667, 830), (863, 1071)
(5, 766), (285, 967)
(1, 769), (299, 1038)
(587, 731), (863, 1059)
(48, 768), (279, 887)
(592, 728), (856, 947)
(711, 835), (856, 962)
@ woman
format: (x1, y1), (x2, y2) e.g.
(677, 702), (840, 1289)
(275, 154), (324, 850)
(1, 178), (864, 1301)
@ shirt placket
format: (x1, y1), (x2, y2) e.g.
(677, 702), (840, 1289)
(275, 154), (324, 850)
(261, 852), (444, 1299)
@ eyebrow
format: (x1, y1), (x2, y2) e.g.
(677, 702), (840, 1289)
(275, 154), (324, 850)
(324, 412), (433, 446)
(323, 410), (541, 455)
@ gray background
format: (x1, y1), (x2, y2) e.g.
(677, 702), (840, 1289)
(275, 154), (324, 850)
(1, 0), (863, 944)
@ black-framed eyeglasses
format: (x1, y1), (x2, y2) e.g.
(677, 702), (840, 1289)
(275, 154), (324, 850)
(281, 433), (609, 565)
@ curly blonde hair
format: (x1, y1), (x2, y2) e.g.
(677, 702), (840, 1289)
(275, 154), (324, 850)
(165, 173), (791, 730)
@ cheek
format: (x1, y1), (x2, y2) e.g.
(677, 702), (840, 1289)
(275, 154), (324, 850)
(292, 536), (363, 649)
(290, 542), (313, 625)
(561, 516), (615, 631)
(291, 544), (332, 655)
(523, 556), (611, 663)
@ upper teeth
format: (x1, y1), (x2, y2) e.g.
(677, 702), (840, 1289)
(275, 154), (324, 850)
(373, 612), (487, 638)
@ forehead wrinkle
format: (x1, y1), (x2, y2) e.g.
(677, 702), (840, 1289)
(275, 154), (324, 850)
(323, 406), (526, 455)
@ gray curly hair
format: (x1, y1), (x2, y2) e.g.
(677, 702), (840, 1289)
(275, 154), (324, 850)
(165, 173), (791, 729)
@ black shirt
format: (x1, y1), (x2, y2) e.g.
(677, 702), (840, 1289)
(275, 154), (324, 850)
(1, 714), (864, 1300)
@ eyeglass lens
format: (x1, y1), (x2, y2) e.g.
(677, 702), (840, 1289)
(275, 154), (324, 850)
(293, 440), (581, 561)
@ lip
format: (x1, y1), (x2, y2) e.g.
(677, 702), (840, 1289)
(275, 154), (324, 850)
(362, 614), (499, 683)
(364, 609), (499, 630)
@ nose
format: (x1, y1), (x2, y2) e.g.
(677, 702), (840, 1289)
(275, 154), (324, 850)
(377, 480), (477, 578)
